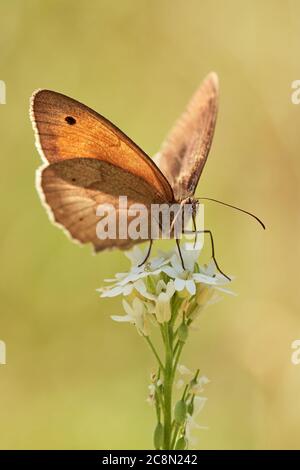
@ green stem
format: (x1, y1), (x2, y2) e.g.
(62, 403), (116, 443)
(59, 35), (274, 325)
(172, 340), (185, 378)
(163, 323), (173, 450)
(147, 299), (189, 449)
(170, 384), (189, 448)
(144, 335), (164, 372)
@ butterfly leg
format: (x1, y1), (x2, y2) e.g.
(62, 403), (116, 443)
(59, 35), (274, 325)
(138, 239), (153, 267)
(192, 213), (198, 249)
(184, 227), (231, 281)
(176, 238), (186, 270)
(197, 229), (231, 281)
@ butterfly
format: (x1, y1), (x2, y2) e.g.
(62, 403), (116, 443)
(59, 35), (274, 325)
(30, 72), (230, 275)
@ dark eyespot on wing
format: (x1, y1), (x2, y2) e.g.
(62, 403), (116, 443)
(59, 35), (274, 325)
(65, 116), (76, 125)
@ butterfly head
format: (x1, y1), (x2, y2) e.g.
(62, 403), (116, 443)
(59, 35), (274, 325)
(180, 196), (199, 218)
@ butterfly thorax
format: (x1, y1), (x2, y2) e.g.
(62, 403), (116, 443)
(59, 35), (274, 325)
(164, 196), (199, 239)
(180, 196), (199, 216)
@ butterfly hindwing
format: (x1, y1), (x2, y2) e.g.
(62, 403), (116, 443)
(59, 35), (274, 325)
(38, 158), (167, 251)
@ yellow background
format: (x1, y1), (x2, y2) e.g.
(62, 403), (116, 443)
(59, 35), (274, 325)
(0, 0), (299, 449)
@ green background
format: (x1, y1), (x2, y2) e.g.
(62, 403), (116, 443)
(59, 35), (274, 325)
(0, 0), (300, 449)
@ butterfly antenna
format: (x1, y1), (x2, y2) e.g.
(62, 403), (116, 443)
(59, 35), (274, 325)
(197, 197), (265, 230)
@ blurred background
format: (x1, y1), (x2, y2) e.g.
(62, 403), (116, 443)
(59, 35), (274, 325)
(0, 0), (300, 449)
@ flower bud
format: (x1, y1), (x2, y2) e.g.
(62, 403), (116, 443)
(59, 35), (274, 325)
(187, 400), (194, 415)
(155, 293), (171, 323)
(146, 276), (157, 295)
(177, 288), (189, 299)
(153, 422), (164, 449)
(175, 436), (187, 450)
(178, 323), (189, 342)
(150, 371), (157, 382)
(174, 399), (187, 424)
(196, 285), (213, 307)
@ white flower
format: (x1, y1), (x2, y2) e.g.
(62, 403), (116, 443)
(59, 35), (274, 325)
(98, 247), (170, 298)
(194, 260), (233, 287)
(161, 247), (232, 296)
(196, 284), (217, 307)
(125, 246), (168, 267)
(154, 281), (175, 324)
(185, 374), (210, 447)
(156, 295), (171, 323)
(161, 252), (199, 295)
(191, 375), (210, 395)
(100, 246), (236, 336)
(176, 379), (185, 389)
(99, 280), (135, 297)
(178, 364), (193, 376)
(129, 278), (175, 324)
(139, 279), (173, 301)
(148, 383), (156, 394)
(176, 365), (192, 388)
(146, 377), (163, 405)
(185, 396), (208, 447)
(111, 298), (149, 336)
(146, 383), (156, 405)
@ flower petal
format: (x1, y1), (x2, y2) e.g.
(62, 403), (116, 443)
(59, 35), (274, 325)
(176, 379), (185, 389)
(111, 314), (132, 323)
(156, 292), (171, 323)
(174, 278), (186, 291)
(122, 299), (134, 317)
(166, 280), (175, 297)
(186, 279), (196, 295)
(178, 364), (193, 375)
(161, 265), (178, 278)
(100, 284), (126, 297)
(170, 254), (185, 274)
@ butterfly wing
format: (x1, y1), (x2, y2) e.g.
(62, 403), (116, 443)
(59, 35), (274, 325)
(31, 89), (173, 201)
(31, 90), (174, 250)
(38, 158), (166, 251)
(155, 72), (219, 200)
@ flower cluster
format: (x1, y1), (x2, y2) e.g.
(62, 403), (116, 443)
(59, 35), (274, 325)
(99, 246), (233, 336)
(98, 245), (234, 449)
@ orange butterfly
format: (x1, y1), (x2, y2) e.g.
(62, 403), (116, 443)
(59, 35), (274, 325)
(30, 73), (264, 279)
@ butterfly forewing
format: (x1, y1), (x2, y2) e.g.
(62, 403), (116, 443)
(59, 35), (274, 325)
(31, 90), (174, 250)
(155, 72), (219, 200)
(31, 90), (173, 201)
